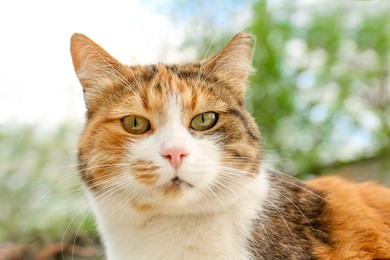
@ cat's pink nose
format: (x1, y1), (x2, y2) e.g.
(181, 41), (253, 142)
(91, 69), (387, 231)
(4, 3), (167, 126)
(162, 146), (190, 169)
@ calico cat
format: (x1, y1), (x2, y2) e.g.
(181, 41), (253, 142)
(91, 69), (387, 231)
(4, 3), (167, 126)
(70, 32), (390, 260)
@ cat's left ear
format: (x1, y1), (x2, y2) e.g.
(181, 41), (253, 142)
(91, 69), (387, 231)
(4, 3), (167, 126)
(203, 33), (255, 97)
(70, 33), (126, 112)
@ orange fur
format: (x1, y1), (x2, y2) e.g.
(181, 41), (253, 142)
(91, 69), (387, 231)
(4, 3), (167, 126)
(130, 160), (160, 186)
(307, 177), (390, 259)
(130, 200), (156, 212)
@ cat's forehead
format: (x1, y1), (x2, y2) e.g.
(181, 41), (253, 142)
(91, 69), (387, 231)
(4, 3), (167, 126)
(108, 63), (236, 117)
(128, 63), (219, 89)
(126, 63), (206, 104)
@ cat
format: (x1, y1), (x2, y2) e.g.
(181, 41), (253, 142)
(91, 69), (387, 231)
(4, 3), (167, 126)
(70, 32), (390, 260)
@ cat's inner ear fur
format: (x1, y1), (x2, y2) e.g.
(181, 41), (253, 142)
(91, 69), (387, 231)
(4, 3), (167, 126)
(203, 32), (255, 97)
(70, 33), (126, 111)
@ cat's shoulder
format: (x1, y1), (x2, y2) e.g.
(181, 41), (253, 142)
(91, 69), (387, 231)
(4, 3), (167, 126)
(307, 175), (390, 213)
(260, 171), (390, 259)
(306, 176), (390, 259)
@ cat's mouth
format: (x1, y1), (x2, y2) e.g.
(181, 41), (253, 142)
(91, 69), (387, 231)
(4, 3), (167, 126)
(171, 177), (193, 188)
(160, 177), (193, 196)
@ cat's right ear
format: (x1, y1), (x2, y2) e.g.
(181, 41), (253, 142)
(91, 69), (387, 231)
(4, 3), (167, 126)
(70, 33), (125, 111)
(203, 33), (255, 99)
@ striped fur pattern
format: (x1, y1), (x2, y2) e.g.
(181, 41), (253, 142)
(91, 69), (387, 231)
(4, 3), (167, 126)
(71, 33), (390, 259)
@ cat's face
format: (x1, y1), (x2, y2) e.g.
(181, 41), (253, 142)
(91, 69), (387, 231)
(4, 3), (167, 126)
(71, 33), (261, 214)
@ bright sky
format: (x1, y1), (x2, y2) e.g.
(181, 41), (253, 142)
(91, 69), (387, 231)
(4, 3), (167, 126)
(0, 0), (330, 127)
(0, 0), (186, 126)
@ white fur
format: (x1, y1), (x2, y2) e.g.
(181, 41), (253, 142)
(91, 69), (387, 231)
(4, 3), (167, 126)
(87, 95), (270, 259)
(88, 172), (268, 260)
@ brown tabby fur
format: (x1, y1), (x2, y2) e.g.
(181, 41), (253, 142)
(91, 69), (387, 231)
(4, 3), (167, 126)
(71, 32), (390, 259)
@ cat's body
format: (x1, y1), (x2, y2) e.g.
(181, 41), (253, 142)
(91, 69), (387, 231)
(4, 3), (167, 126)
(70, 33), (390, 259)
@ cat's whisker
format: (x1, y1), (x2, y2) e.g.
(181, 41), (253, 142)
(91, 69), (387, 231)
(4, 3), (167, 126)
(32, 172), (81, 208)
(220, 164), (327, 202)
(263, 166), (327, 201)
(60, 205), (94, 259)
(70, 209), (95, 260)
(202, 185), (225, 208)
(197, 30), (222, 79)
(218, 165), (258, 177)
(36, 186), (85, 202)
(211, 179), (241, 206)
(76, 161), (142, 172)
(199, 165), (310, 229)
(217, 173), (266, 200)
(86, 174), (134, 192)
(274, 189), (312, 229)
(93, 173), (143, 206)
(276, 177), (327, 202)
(263, 195), (298, 241)
(217, 169), (303, 226)
(40, 187), (87, 225)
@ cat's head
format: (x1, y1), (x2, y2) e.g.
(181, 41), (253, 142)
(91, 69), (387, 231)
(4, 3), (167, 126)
(71, 33), (261, 215)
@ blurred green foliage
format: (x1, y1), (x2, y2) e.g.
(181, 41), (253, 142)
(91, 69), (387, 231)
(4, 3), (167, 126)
(249, 1), (390, 177)
(0, 124), (96, 244)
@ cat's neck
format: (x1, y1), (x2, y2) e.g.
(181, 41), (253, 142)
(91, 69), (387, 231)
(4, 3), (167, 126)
(88, 170), (269, 260)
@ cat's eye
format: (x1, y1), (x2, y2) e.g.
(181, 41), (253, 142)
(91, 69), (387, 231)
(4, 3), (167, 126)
(190, 112), (218, 131)
(122, 116), (151, 135)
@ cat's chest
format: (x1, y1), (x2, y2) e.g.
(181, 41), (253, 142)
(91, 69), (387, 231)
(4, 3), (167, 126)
(101, 212), (250, 260)
(88, 173), (269, 260)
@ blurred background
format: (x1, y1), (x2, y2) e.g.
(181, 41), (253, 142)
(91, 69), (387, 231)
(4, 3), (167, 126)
(1, 0), (389, 258)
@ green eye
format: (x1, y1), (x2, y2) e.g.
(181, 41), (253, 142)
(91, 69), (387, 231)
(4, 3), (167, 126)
(190, 112), (218, 131)
(122, 116), (151, 135)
